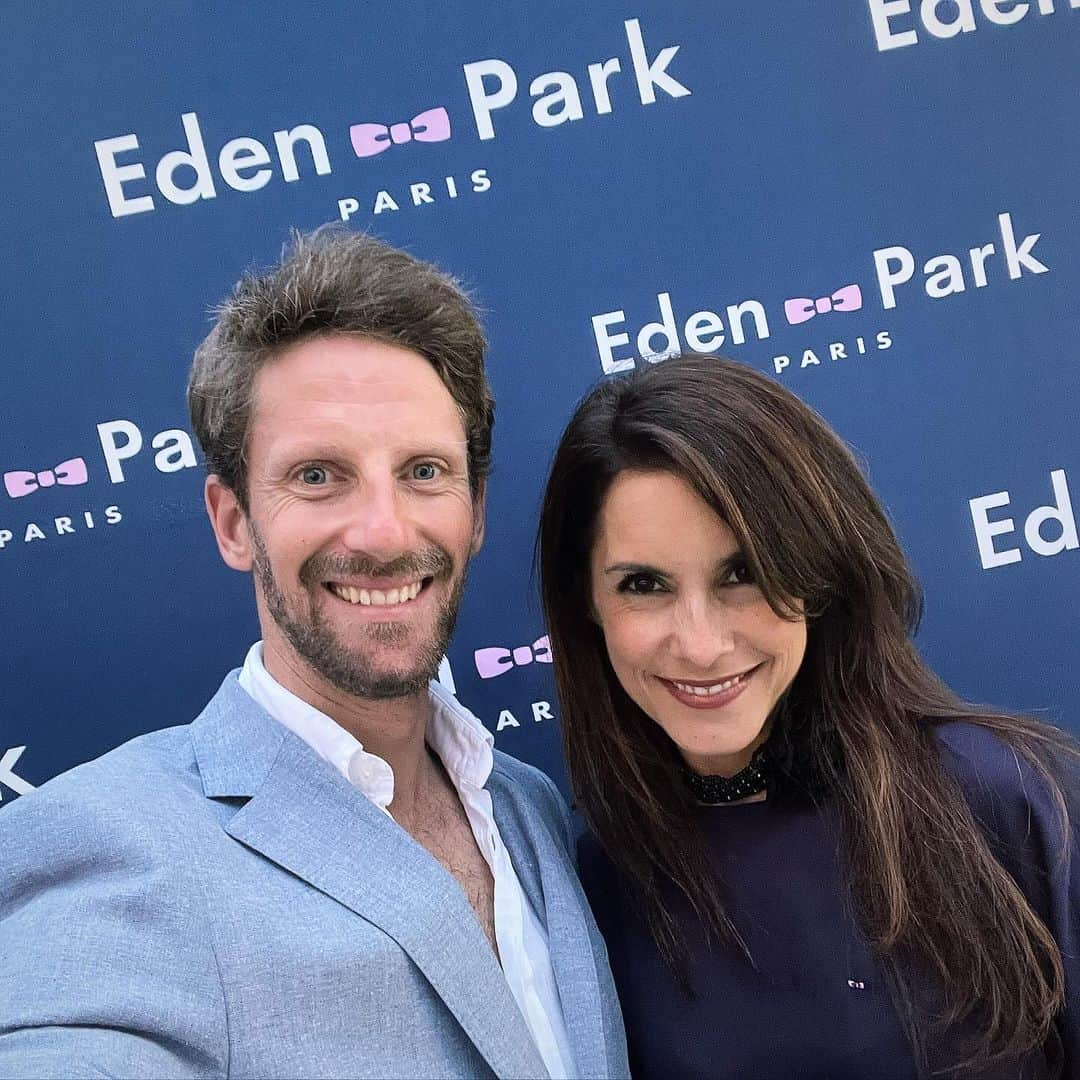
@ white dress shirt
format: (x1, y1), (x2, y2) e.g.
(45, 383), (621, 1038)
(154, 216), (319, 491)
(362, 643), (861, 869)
(238, 643), (576, 1080)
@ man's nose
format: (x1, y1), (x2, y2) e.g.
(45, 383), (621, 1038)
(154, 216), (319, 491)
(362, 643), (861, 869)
(338, 480), (413, 561)
(669, 600), (737, 671)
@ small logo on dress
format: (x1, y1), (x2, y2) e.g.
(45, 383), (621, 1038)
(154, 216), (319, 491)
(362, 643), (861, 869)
(846, 979), (866, 990)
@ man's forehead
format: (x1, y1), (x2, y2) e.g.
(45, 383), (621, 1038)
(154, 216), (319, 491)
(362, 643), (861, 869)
(247, 336), (469, 452)
(254, 380), (459, 416)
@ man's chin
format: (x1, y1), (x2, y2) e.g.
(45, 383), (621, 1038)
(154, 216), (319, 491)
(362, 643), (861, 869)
(302, 642), (441, 701)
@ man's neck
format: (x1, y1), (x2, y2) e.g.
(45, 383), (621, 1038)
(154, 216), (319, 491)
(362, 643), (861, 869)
(260, 638), (433, 811)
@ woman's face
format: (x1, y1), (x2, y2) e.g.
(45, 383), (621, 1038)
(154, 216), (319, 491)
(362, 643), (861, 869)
(590, 470), (808, 778)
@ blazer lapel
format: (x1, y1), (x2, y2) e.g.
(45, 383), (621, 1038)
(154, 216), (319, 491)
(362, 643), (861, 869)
(489, 772), (614, 1080)
(191, 675), (548, 1080)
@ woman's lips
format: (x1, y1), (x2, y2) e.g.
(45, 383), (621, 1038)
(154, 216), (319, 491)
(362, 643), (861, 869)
(658, 665), (759, 709)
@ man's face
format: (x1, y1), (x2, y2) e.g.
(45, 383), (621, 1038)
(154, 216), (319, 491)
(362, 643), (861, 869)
(210, 335), (483, 700)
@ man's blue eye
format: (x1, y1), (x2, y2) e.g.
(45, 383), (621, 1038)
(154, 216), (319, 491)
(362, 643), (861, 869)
(301, 466), (327, 485)
(412, 463), (438, 480)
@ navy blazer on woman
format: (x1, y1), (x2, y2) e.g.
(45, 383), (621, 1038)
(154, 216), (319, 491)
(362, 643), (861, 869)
(580, 723), (1077, 1080)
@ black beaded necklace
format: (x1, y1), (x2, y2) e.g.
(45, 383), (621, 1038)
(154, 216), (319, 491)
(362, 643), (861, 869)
(682, 746), (769, 804)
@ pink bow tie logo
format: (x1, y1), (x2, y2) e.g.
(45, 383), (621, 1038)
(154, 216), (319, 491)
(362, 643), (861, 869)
(784, 284), (863, 325)
(4, 457), (89, 499)
(474, 635), (553, 680)
(350, 106), (452, 158)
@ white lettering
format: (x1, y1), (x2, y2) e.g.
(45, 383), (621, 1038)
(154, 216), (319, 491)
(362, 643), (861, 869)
(970, 490), (1022, 568)
(218, 137), (272, 192)
(410, 182), (434, 206)
(922, 0), (977, 38)
(1024, 470), (1077, 556)
(0, 747), (34, 799)
(94, 134), (155, 217)
(372, 190), (399, 214)
(981, 0), (1031, 26)
(969, 243), (995, 287)
(155, 112), (217, 207)
(593, 310), (634, 374)
(726, 299), (770, 345)
(684, 310), (725, 352)
(637, 291), (681, 361)
(924, 254), (966, 299)
(272, 125), (331, 183)
(463, 59), (518, 140)
(151, 429), (198, 473)
(588, 58), (621, 114)
(496, 709), (521, 731)
(97, 419), (143, 483)
(868, 0), (920, 49)
(999, 211), (1049, 278)
(625, 18), (692, 103)
(531, 73), (585, 127)
(873, 244), (916, 309)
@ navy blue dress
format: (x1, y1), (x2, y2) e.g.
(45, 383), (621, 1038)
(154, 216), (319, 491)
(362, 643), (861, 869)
(578, 724), (1078, 1079)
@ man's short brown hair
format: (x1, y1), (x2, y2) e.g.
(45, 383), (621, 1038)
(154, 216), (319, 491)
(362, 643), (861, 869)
(188, 227), (493, 509)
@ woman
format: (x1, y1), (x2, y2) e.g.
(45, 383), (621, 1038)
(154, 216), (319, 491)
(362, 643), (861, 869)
(538, 353), (1078, 1079)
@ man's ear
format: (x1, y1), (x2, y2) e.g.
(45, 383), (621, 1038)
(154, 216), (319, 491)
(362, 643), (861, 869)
(469, 478), (487, 556)
(205, 475), (253, 571)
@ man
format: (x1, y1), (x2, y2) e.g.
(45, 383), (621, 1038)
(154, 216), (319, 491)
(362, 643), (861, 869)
(0, 230), (628, 1079)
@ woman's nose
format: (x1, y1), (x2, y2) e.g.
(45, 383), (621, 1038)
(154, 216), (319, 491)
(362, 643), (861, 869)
(669, 601), (737, 672)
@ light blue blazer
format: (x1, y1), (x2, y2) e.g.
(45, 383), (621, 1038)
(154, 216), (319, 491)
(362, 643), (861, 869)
(0, 674), (628, 1079)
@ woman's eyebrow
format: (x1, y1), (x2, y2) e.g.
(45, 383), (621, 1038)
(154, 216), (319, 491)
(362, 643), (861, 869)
(602, 561), (665, 575)
(602, 550), (745, 576)
(714, 549), (746, 573)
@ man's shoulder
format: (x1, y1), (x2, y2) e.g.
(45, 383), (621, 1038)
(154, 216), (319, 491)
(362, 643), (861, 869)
(490, 749), (573, 843)
(0, 723), (207, 858)
(491, 747), (564, 801)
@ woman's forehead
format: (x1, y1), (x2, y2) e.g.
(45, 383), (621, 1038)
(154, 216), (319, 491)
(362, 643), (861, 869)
(594, 470), (738, 557)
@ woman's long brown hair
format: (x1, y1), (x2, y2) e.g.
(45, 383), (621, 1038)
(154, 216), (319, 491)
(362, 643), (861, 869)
(538, 353), (1075, 1074)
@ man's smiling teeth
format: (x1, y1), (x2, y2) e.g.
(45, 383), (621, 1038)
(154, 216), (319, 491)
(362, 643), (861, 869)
(329, 581), (423, 606)
(672, 670), (751, 696)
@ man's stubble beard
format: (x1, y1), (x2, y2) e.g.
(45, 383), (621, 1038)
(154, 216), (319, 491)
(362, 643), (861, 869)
(249, 525), (466, 701)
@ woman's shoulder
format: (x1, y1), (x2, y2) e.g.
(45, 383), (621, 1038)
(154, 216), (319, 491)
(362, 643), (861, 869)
(576, 828), (634, 913)
(577, 827), (615, 882)
(934, 720), (1031, 787)
(933, 719), (1077, 850)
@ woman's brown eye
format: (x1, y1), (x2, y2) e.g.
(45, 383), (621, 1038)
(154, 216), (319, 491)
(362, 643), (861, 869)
(619, 573), (661, 594)
(301, 466), (327, 485)
(725, 562), (753, 585)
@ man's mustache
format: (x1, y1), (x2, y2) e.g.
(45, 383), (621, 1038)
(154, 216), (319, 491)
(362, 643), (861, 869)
(299, 547), (453, 586)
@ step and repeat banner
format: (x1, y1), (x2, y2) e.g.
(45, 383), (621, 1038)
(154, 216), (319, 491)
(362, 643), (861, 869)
(2, 1), (1078, 804)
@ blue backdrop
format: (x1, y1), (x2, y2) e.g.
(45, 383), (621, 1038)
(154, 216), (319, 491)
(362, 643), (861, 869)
(2, 0), (1078, 805)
